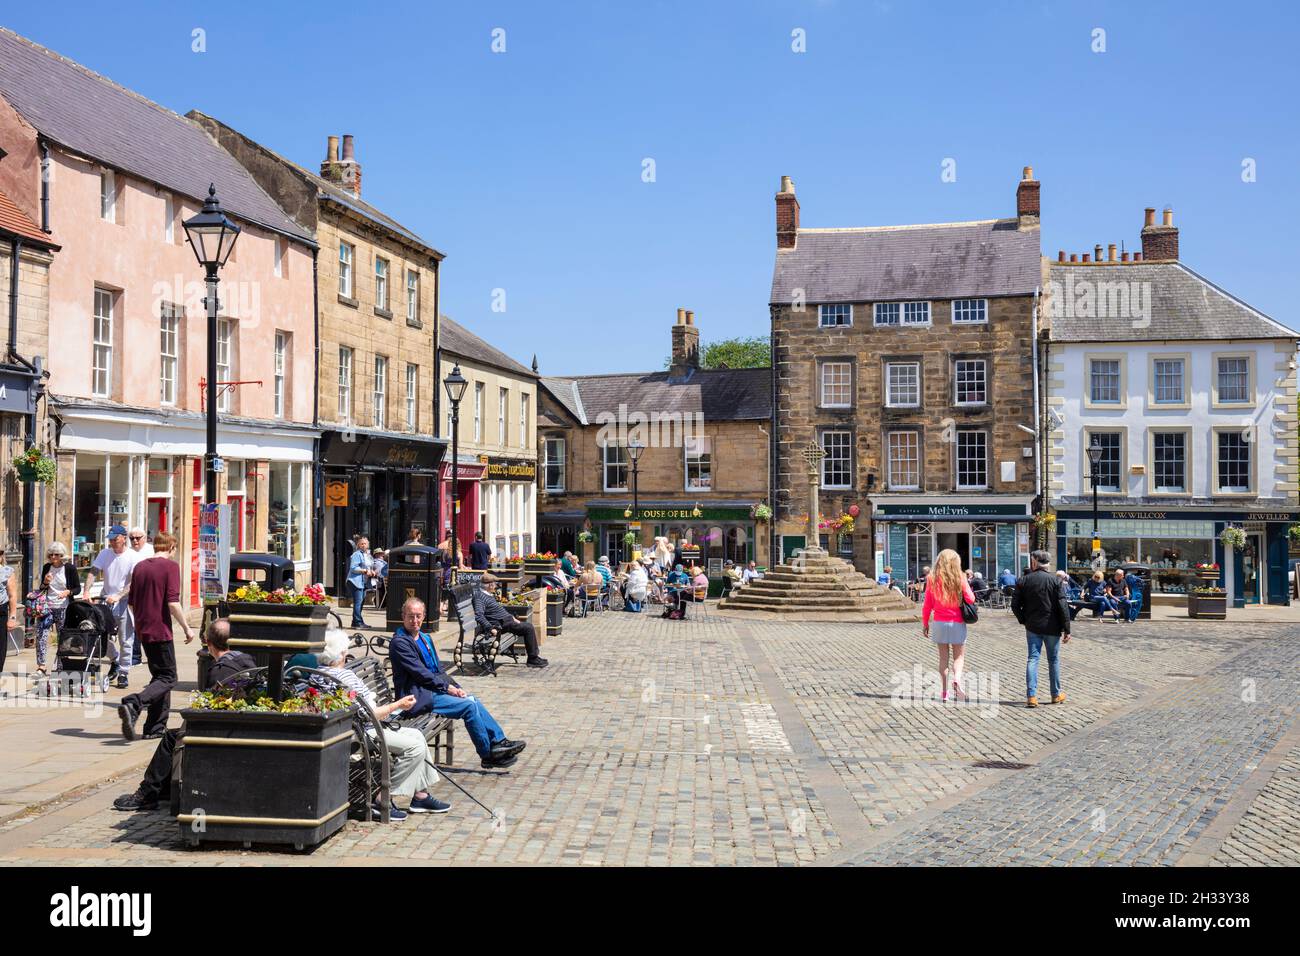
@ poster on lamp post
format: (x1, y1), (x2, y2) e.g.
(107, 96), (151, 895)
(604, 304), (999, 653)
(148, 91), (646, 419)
(199, 503), (231, 603)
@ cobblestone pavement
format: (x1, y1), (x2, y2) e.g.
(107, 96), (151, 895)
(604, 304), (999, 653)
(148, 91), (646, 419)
(0, 607), (1294, 866)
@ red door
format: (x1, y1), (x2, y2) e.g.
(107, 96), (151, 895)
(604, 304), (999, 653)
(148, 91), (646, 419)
(190, 498), (200, 608)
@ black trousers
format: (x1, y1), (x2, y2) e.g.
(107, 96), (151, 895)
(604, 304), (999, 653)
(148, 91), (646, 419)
(140, 728), (182, 800)
(496, 618), (541, 661)
(123, 640), (177, 736)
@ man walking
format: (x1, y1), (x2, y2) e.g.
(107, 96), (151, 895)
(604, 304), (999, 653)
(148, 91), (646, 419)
(1010, 550), (1072, 708)
(84, 525), (142, 688)
(468, 532), (493, 571)
(473, 573), (547, 668)
(119, 533), (194, 741)
(346, 536), (377, 628)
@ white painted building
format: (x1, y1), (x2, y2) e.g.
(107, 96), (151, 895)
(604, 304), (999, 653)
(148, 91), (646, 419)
(1044, 214), (1298, 606)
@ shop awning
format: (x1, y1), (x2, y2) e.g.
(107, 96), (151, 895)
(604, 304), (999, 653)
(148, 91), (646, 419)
(869, 495), (1034, 521)
(319, 428), (448, 471)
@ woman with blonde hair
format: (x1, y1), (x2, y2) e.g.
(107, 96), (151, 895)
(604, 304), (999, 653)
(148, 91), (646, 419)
(921, 549), (977, 702)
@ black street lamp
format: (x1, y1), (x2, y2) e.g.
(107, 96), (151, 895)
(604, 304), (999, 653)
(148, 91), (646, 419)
(183, 185), (241, 506)
(442, 365), (469, 579)
(628, 440), (645, 554)
(1086, 439), (1105, 555)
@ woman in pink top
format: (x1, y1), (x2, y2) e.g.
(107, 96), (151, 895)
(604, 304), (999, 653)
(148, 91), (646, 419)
(921, 549), (976, 702)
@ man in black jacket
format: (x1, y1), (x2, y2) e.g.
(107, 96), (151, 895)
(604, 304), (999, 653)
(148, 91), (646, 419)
(111, 619), (253, 811)
(471, 574), (547, 668)
(1010, 550), (1072, 709)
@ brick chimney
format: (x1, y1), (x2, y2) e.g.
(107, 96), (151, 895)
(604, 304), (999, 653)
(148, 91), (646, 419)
(1140, 206), (1178, 261)
(320, 133), (362, 197)
(1016, 165), (1040, 227)
(669, 308), (700, 378)
(776, 176), (799, 249)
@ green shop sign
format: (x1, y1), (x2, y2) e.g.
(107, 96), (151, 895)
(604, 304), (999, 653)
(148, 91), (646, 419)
(874, 503), (1030, 519)
(586, 506), (753, 522)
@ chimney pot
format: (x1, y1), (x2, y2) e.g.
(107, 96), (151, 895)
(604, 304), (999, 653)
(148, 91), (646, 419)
(1134, 252), (1143, 261)
(1023, 166), (1034, 180)
(1069, 254), (1078, 263)
(1057, 250), (1066, 263)
(1108, 243), (1117, 262)
(1162, 207), (1173, 227)
(1082, 254), (1091, 263)
(1144, 207), (1156, 228)
(326, 135), (339, 162)
(1094, 244), (1103, 261)
(1121, 251), (1130, 262)
(676, 308), (686, 324)
(779, 176), (795, 194)
(685, 310), (694, 326)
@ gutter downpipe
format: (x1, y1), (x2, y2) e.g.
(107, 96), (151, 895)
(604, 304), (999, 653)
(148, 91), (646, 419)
(310, 245), (323, 584)
(769, 305), (778, 567)
(1031, 285), (1044, 548)
(432, 257), (442, 539)
(40, 141), (51, 232)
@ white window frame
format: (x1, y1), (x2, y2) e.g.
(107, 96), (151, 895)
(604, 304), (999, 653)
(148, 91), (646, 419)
(373, 355), (388, 429)
(544, 437), (566, 492)
(1212, 427), (1255, 495)
(1082, 428), (1126, 495)
(405, 364), (418, 432)
(93, 289), (113, 398)
(274, 237), (284, 278)
(273, 331), (287, 419)
(216, 319), (235, 413)
(339, 242), (354, 298)
(902, 301), (931, 326)
(951, 298), (987, 324)
(820, 361), (852, 408)
(1085, 354), (1127, 408)
(338, 346), (353, 422)
(955, 430), (988, 491)
(820, 430), (852, 490)
(818, 304), (852, 328)
(954, 358), (987, 407)
(1212, 352), (1256, 408)
(159, 303), (179, 406)
(163, 192), (174, 243)
(886, 430), (920, 491)
(603, 443), (628, 492)
(520, 393), (529, 449)
(874, 302), (900, 326)
(684, 436), (712, 492)
(1148, 354), (1190, 408)
(498, 387), (508, 446)
(885, 362), (921, 408)
(100, 170), (116, 222)
(406, 270), (419, 323)
(375, 257), (389, 312)
(473, 382), (484, 442)
(1148, 428), (1191, 496)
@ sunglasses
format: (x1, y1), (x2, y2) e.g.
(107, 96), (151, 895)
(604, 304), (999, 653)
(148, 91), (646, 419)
(129, 535), (145, 541)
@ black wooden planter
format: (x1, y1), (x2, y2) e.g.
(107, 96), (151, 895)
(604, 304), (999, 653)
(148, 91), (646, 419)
(504, 604), (532, 621)
(523, 560), (555, 577)
(226, 602), (331, 698)
(1187, 592), (1227, 620)
(176, 706), (355, 850)
(546, 590), (564, 638)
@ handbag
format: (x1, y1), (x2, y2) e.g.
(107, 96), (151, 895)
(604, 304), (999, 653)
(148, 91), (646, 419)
(960, 595), (979, 624)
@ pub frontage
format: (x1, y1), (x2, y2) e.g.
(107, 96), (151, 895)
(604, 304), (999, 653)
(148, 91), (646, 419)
(584, 502), (761, 568)
(318, 427), (447, 593)
(1053, 505), (1298, 607)
(869, 496), (1035, 588)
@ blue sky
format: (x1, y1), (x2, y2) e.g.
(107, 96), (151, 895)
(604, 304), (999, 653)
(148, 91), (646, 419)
(6, 1), (1299, 374)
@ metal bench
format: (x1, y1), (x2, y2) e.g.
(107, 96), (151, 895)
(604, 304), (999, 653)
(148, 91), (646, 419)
(448, 583), (517, 675)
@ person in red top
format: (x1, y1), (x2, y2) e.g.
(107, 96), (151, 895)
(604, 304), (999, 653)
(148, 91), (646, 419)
(119, 533), (195, 741)
(921, 548), (977, 703)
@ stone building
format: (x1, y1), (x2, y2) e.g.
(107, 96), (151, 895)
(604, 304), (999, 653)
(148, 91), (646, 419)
(0, 29), (319, 608)
(435, 316), (538, 560)
(1044, 208), (1299, 607)
(0, 186), (58, 597)
(537, 309), (771, 569)
(190, 116), (447, 587)
(769, 170), (1042, 582)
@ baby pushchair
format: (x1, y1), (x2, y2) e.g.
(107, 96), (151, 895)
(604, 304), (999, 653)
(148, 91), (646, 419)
(52, 600), (117, 696)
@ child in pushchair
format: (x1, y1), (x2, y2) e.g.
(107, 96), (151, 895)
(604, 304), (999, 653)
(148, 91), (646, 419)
(49, 599), (117, 695)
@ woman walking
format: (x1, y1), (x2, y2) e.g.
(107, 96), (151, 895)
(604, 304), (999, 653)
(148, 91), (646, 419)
(34, 543), (80, 675)
(921, 549), (977, 702)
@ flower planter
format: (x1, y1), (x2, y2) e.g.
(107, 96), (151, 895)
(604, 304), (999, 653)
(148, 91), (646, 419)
(504, 604), (532, 622)
(523, 560), (554, 577)
(499, 566), (524, 587)
(176, 705), (355, 850)
(226, 602), (331, 662)
(1187, 592), (1227, 620)
(546, 590), (564, 638)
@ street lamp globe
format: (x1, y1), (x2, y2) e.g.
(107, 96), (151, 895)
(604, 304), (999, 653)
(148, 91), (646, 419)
(627, 440), (645, 463)
(182, 184), (241, 270)
(443, 364), (469, 404)
(1086, 441), (1105, 469)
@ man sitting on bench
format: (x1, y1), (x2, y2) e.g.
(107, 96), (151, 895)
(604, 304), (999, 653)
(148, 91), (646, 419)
(473, 573), (547, 669)
(388, 597), (526, 769)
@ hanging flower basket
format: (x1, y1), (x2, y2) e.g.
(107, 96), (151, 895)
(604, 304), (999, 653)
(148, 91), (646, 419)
(750, 502), (773, 522)
(577, 531), (595, 544)
(1032, 512), (1056, 530)
(1219, 526), (1247, 550)
(622, 531), (637, 547)
(13, 447), (56, 484)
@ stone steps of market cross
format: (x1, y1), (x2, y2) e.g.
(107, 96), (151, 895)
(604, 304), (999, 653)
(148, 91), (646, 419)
(715, 606), (922, 623)
(719, 592), (912, 611)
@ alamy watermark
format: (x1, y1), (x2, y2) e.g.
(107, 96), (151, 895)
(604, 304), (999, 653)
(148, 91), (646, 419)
(1045, 272), (1151, 329)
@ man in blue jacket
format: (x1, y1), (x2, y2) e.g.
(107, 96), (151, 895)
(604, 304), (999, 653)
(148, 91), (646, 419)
(388, 597), (525, 769)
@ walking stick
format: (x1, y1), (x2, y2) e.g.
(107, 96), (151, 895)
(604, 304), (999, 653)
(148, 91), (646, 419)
(425, 757), (495, 818)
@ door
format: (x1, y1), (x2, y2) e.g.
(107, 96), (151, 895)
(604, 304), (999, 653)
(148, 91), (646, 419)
(1242, 533), (1264, 604)
(604, 526), (627, 566)
(780, 535), (806, 563)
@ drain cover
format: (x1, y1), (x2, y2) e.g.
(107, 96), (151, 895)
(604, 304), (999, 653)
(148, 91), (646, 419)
(972, 760), (1033, 770)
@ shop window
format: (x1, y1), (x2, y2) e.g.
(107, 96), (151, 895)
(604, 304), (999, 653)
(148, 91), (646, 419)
(907, 523), (933, 585)
(73, 453), (138, 568)
(269, 462), (308, 561)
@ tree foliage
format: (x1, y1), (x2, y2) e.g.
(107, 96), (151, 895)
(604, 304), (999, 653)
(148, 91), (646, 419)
(664, 336), (770, 370)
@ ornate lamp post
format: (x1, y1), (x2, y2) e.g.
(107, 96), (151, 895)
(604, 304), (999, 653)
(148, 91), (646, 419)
(442, 365), (469, 578)
(628, 440), (645, 546)
(802, 441), (826, 557)
(1086, 439), (1104, 557)
(182, 185), (241, 505)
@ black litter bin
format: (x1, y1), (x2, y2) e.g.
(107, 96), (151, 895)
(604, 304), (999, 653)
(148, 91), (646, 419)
(1119, 563), (1152, 620)
(386, 545), (443, 632)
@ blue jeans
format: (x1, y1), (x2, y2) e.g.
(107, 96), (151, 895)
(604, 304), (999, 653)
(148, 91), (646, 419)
(111, 599), (135, 677)
(1026, 632), (1062, 700)
(429, 692), (506, 758)
(350, 582), (366, 626)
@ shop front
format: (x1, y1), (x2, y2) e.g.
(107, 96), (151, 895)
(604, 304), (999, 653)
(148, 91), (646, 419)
(437, 458), (486, 559)
(1054, 506), (1298, 607)
(478, 455), (537, 560)
(585, 503), (761, 569)
(319, 429), (447, 593)
(870, 497), (1034, 586)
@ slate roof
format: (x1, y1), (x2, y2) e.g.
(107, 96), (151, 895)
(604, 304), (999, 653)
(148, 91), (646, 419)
(1046, 262), (1295, 342)
(770, 219), (1040, 305)
(0, 29), (312, 243)
(440, 316), (534, 378)
(542, 368), (771, 425)
(0, 187), (55, 246)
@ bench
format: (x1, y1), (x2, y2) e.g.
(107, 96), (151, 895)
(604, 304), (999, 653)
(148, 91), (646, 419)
(448, 583), (518, 675)
(343, 656), (454, 821)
